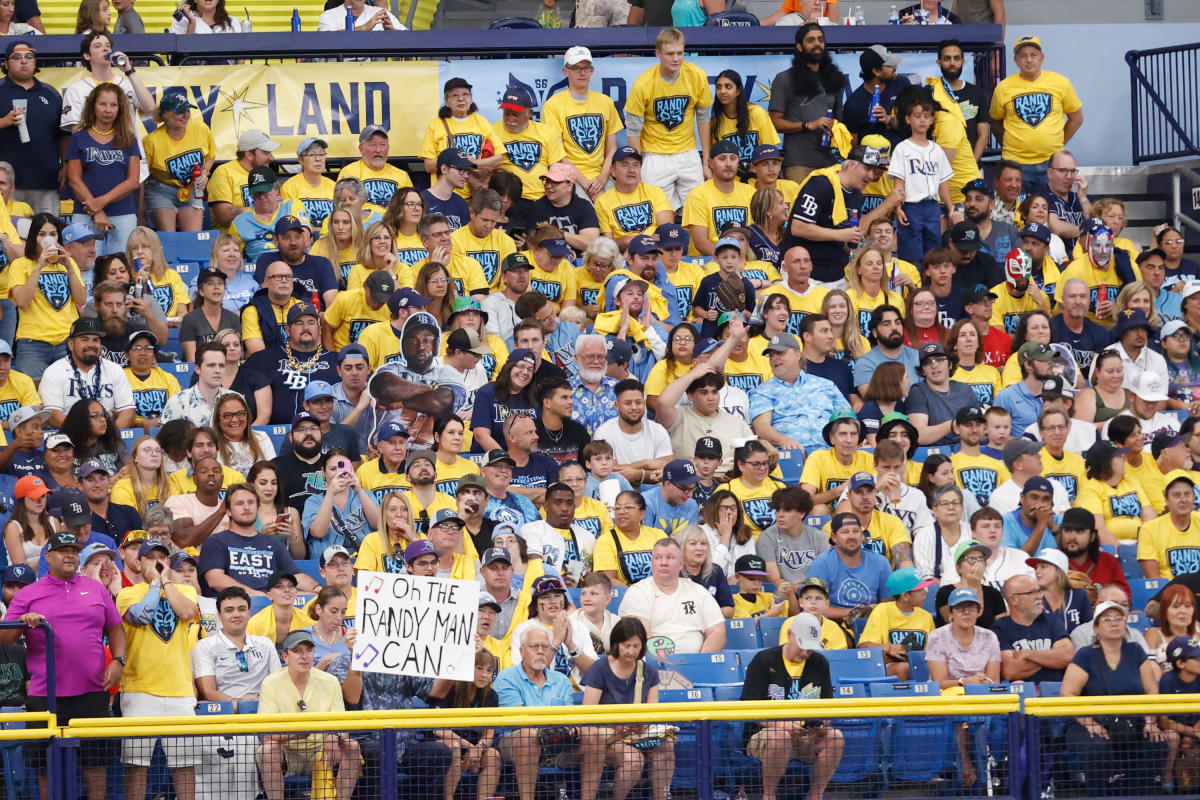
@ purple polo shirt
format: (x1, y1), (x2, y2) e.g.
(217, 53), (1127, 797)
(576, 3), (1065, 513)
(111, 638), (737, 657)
(4, 573), (121, 698)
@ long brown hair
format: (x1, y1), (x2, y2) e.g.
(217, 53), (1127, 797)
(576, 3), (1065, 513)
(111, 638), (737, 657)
(127, 435), (171, 517)
(946, 319), (982, 368)
(416, 261), (457, 327)
(78, 83), (135, 150)
(701, 489), (753, 546)
(863, 361), (908, 402)
(903, 287), (945, 348)
(450, 649), (499, 708)
(11, 494), (53, 543)
(212, 393), (266, 465)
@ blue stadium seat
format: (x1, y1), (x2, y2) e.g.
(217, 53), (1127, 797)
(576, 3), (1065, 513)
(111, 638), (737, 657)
(159, 230), (218, 277)
(824, 648), (898, 686)
(120, 428), (139, 442)
(913, 445), (952, 462)
(607, 585), (626, 613)
(295, 592), (316, 610)
(1099, 544), (1117, 555)
(236, 699), (259, 713)
(659, 687), (712, 703)
(1119, 545), (1144, 581)
(163, 327), (183, 358)
(907, 650), (929, 682)
(660, 688), (711, 788)
(965, 681), (1033, 700)
(488, 16), (541, 27)
(757, 616), (785, 646)
(851, 616), (867, 641)
(774, 448), (803, 483)
(725, 618), (761, 650)
(868, 681), (939, 698)
(294, 560), (322, 583)
(805, 514), (831, 529)
(249, 596), (271, 615)
(165, 361), (194, 386)
(704, 10), (759, 24)
(833, 683), (867, 698)
(712, 684), (741, 702)
(0, 706), (30, 800)
(256, 425), (290, 453)
(870, 682), (957, 782)
(729, 649), (761, 674)
(195, 700), (234, 715)
(1037, 682), (1062, 697)
(1130, 577), (1164, 611)
(1127, 611), (1152, 632)
(662, 652), (741, 686)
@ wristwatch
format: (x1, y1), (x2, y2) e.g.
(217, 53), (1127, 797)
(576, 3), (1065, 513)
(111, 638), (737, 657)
(114, 656), (127, 666)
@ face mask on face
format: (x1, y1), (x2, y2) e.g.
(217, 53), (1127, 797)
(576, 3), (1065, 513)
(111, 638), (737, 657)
(1089, 234), (1114, 268)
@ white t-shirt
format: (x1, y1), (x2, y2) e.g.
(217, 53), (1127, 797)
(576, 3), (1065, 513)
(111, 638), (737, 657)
(618, 577), (724, 654)
(1022, 418), (1098, 455)
(168, 15), (245, 33)
(1106, 342), (1169, 393)
(40, 357), (135, 415)
(1101, 410), (1181, 452)
(982, 546), (1035, 594)
(911, 519), (971, 583)
(989, 478), (1071, 517)
(593, 417), (672, 466)
(887, 138), (954, 204)
(316, 4), (405, 30)
(520, 520), (595, 573)
(191, 631), (281, 698)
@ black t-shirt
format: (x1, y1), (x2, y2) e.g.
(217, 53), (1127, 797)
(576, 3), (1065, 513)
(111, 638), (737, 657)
(534, 417), (590, 465)
(1050, 314), (1111, 376)
(934, 286), (967, 329)
(952, 82), (989, 150)
(934, 583), (1006, 627)
(92, 503), (143, 545)
(948, 249), (1002, 292)
(842, 76), (912, 144)
(527, 196), (599, 243)
(805, 357), (856, 404)
(243, 346), (340, 424)
(100, 322), (149, 368)
(274, 451), (325, 514)
(253, 253), (338, 303)
(780, 174), (864, 283)
(741, 646), (832, 743)
(428, 686), (498, 741)
(627, 0), (672, 26)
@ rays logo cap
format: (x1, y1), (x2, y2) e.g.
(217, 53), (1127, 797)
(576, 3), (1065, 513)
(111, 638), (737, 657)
(663, 459), (699, 486)
(247, 165), (278, 194)
(612, 145), (642, 164)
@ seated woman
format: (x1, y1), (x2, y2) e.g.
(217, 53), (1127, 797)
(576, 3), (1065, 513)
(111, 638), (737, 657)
(427, 650), (502, 800)
(354, 491), (419, 574)
(676, 524), (734, 619)
(246, 570), (313, 651)
(1077, 439), (1154, 546)
(1061, 600), (1166, 796)
(62, 398), (128, 476)
(304, 586), (356, 672)
(302, 448), (380, 563)
(580, 617), (675, 800)
(1145, 584), (1200, 669)
(1029, 548), (1093, 635)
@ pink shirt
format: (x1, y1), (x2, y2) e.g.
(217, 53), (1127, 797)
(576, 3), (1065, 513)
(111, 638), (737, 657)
(5, 574), (122, 697)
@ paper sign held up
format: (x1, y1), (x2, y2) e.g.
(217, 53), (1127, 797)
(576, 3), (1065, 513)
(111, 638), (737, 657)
(353, 571), (479, 679)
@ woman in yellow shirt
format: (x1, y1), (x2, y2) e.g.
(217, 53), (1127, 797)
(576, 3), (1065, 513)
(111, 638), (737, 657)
(315, 203), (364, 288)
(111, 436), (172, 517)
(383, 187), (430, 266)
(947, 320), (1002, 406)
(355, 491), (421, 575)
(420, 78), (505, 179)
(141, 92), (215, 233)
(7, 213), (86, 378)
(846, 247), (904, 339)
(574, 239), (619, 320)
(127, 226), (190, 319)
(645, 322), (698, 414)
(711, 70), (781, 175)
(347, 221), (413, 293)
(431, 417), (482, 498)
(1078, 440), (1155, 545)
(592, 491), (668, 587)
(246, 572), (314, 645)
(727, 440), (787, 537)
(281, 137), (336, 230)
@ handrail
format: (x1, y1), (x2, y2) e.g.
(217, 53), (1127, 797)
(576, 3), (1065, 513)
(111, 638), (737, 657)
(1026, 694), (1200, 716)
(1126, 42), (1200, 164)
(0, 620), (55, 716)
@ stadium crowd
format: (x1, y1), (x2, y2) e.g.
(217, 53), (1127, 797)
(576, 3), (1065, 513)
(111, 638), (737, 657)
(0, 13), (1195, 800)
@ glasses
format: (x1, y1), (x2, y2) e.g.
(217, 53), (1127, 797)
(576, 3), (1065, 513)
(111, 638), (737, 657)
(302, 151), (327, 159)
(673, 335), (695, 343)
(959, 555), (986, 564)
(1050, 167), (1078, 175)
(266, 274), (291, 281)
(427, 277), (449, 286)
(7, 53), (33, 62)
(613, 504), (642, 512)
(220, 410), (248, 420)
(567, 64), (594, 72)
(402, 201), (424, 208)
(670, 483), (696, 495)
(936, 499), (962, 507)
(742, 460), (769, 469)
(1041, 424), (1067, 432)
(1165, 238), (1186, 246)
(1011, 588), (1045, 598)
(235, 650), (249, 672)
(129, 345), (154, 352)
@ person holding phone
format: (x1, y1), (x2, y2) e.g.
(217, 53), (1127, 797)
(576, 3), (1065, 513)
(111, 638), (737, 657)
(302, 448), (380, 563)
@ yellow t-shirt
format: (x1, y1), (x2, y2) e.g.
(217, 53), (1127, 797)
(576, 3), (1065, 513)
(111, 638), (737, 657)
(950, 451), (1011, 506)
(329, 245), (357, 287)
(861, 172), (895, 219)
(241, 296), (300, 345)
(490, 119), (567, 202)
(540, 89), (625, 181)
(0, 370), (39, 424)
(7, 256), (81, 344)
(405, 489), (459, 537)
(146, 268), (190, 318)
(111, 475), (166, 511)
(124, 367), (183, 423)
(680, 180), (755, 257)
(247, 604), (315, 643)
(346, 263), (416, 293)
(764, 283), (830, 335)
(573, 266), (606, 312)
(356, 320), (406, 370)
(952, 364), (1002, 406)
(355, 456), (411, 504)
(989, 283), (1045, 336)
(324, 289), (391, 351)
(571, 496), (615, 546)
(723, 351), (774, 393)
(741, 259), (782, 285)
(625, 62), (714, 154)
(335, 160), (413, 209)
(1077, 477), (1150, 541)
(798, 449), (874, 494)
(1137, 512), (1200, 580)
(592, 526), (668, 584)
(355, 529), (424, 574)
(780, 614), (849, 650)
(822, 509), (912, 565)
(412, 253), (488, 297)
(167, 464), (246, 495)
(732, 591), (776, 619)
(527, 255), (578, 311)
(207, 159), (251, 232)
(847, 286), (905, 338)
(663, 260), (709, 323)
(280, 174), (336, 229)
(1126, 456), (1167, 514)
(988, 70), (1083, 164)
(116, 581), (199, 697)
(420, 112), (503, 162)
(395, 231), (429, 268)
(644, 359), (692, 398)
(858, 600), (936, 656)
(927, 79), (981, 203)
(433, 456), (481, 497)
(714, 104), (781, 168)
(749, 176), (801, 212)
(452, 224), (517, 291)
(1042, 449), (1087, 503)
(594, 183), (673, 240)
(143, 117), (216, 189)
(728, 476), (785, 537)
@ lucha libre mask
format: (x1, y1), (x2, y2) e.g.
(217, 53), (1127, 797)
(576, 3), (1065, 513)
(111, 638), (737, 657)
(1004, 248), (1032, 293)
(1088, 231), (1114, 268)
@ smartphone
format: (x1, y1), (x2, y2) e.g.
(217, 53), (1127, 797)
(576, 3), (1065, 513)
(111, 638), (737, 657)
(275, 514), (288, 525)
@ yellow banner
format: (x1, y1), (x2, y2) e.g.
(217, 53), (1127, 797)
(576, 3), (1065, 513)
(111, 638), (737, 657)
(40, 61), (441, 159)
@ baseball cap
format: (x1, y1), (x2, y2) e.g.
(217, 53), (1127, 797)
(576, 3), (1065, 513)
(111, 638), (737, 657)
(75, 459), (108, 479)
(8, 406), (49, 430)
(364, 270), (396, 304)
(830, 512), (861, 535)
(542, 163), (574, 184)
(859, 134), (892, 164)
(158, 92), (195, 114)
(954, 538), (991, 563)
(286, 303), (319, 325)
(282, 630), (316, 651)
(1080, 217), (1112, 239)
(564, 45), (593, 66)
(443, 77), (472, 93)
(1040, 375), (1073, 400)
(710, 139), (739, 158)
(1014, 35), (1042, 53)
(612, 145), (643, 164)
(388, 287), (431, 313)
(437, 148), (474, 172)
(1085, 440), (1130, 471)
(1017, 341), (1054, 365)
(1093, 600), (1127, 622)
(484, 449), (516, 468)
(499, 86), (536, 112)
(481, 546), (513, 566)
(0, 340), (9, 357)
(1182, 281), (1200, 302)
(456, 473), (485, 494)
(320, 545), (352, 567)
(479, 593), (503, 612)
(430, 508), (466, 528)
(265, 570), (298, 590)
(713, 236), (741, 254)
(14, 474), (51, 500)
(46, 531), (82, 551)
(1132, 372), (1170, 402)
(750, 144), (783, 164)
(196, 267), (226, 289)
(405, 449), (436, 471)
(61, 222), (97, 245)
(627, 235), (662, 256)
(4, 41), (34, 58)
(170, 550), (198, 570)
(694, 436), (722, 458)
(918, 342), (949, 364)
(692, 337), (720, 358)
(947, 587), (981, 608)
(1025, 547), (1068, 574)
(762, 332), (802, 355)
(536, 238), (572, 259)
(1156, 430), (1190, 461)
(614, 277), (649, 298)
(377, 420), (410, 441)
(861, 43), (903, 73)
(1060, 507), (1096, 532)
(404, 539), (438, 563)
(663, 459), (700, 487)
(1022, 476), (1055, 497)
(359, 125), (388, 143)
(962, 178), (992, 198)
(531, 575), (566, 599)
(1163, 467), (1196, 493)
(846, 144), (884, 167)
(734, 554), (769, 576)
(446, 328), (492, 356)
(1, 564), (33, 586)
(963, 285), (998, 305)
(236, 129), (280, 152)
(785, 612), (824, 650)
(886, 566), (935, 597)
(949, 221), (982, 250)
(291, 411), (320, 428)
(848, 471), (876, 491)
(297, 136), (328, 157)
(247, 165), (278, 195)
(45, 433), (73, 450)
(799, 576), (829, 596)
(303, 380), (335, 402)
(655, 223), (689, 249)
(338, 343), (369, 364)
(69, 317), (104, 339)
(1021, 222), (1051, 244)
(1162, 319), (1192, 341)
(1168, 635), (1200, 665)
(137, 538), (170, 559)
(127, 329), (157, 349)
(502, 252), (532, 272)
(274, 216), (305, 238)
(606, 339), (633, 364)
(507, 348), (537, 368)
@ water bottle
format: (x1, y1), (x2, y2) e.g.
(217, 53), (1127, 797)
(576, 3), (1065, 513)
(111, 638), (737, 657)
(854, 4), (864, 24)
(888, 4), (898, 23)
(819, 109), (833, 148)
(869, 84), (881, 126)
(242, 7), (252, 30)
(849, 209), (860, 228)
(192, 163), (204, 200)
(345, 5), (354, 29)
(291, 7), (301, 31)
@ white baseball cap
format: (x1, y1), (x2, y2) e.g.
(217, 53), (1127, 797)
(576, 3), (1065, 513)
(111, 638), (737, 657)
(1131, 372), (1170, 403)
(564, 46), (593, 66)
(785, 612), (823, 650)
(1026, 548), (1069, 575)
(1181, 280), (1200, 301)
(1161, 319), (1192, 341)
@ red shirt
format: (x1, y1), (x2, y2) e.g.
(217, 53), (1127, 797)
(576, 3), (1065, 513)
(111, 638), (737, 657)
(981, 325), (1012, 368)
(1067, 552), (1131, 600)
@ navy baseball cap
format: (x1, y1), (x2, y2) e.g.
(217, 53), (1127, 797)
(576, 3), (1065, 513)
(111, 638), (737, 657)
(274, 216), (306, 238)
(286, 303), (319, 324)
(339, 343), (369, 363)
(292, 411), (320, 428)
(848, 471), (876, 491)
(693, 337), (720, 358)
(1, 564), (33, 586)
(1022, 476), (1055, 496)
(606, 338), (632, 364)
(962, 178), (992, 197)
(536, 238), (572, 258)
(481, 546), (512, 566)
(750, 144), (783, 164)
(710, 139), (739, 158)
(499, 86), (536, 112)
(1021, 222), (1051, 244)
(612, 146), (642, 164)
(388, 288), (432, 313)
(437, 148), (473, 172)
(655, 223), (689, 250)
(159, 92), (196, 115)
(664, 459), (700, 487)
(137, 538), (170, 559)
(377, 420), (410, 441)
(627, 235), (661, 256)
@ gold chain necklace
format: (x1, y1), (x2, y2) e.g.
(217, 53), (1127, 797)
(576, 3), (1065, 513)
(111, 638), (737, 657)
(284, 343), (323, 372)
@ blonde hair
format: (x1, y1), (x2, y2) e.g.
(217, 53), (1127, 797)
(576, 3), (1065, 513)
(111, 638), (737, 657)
(845, 246), (896, 301)
(126, 227), (170, 280)
(208, 233), (243, 266)
(655, 27), (685, 49)
(1113, 280), (1161, 329)
(356, 220), (396, 271)
(379, 491), (417, 558)
(821, 289), (866, 360)
(321, 202), (364, 268)
(127, 435), (170, 517)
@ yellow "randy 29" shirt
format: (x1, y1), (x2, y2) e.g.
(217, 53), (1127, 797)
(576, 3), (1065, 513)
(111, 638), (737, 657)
(625, 61), (713, 155)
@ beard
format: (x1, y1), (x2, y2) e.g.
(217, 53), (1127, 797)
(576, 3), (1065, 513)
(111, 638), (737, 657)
(803, 46), (824, 64)
(941, 64), (962, 81)
(410, 473), (435, 487)
(293, 439), (322, 459)
(578, 365), (606, 383)
(879, 331), (904, 349)
(76, 350), (100, 367)
(965, 206), (988, 224)
(100, 315), (126, 338)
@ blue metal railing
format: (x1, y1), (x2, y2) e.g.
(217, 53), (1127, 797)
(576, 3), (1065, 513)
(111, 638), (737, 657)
(1127, 42), (1200, 164)
(0, 620), (54, 715)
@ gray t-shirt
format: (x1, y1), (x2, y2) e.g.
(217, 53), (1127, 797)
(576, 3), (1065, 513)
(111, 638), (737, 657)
(906, 380), (979, 446)
(755, 523), (830, 584)
(768, 68), (844, 169)
(113, 8), (145, 33)
(952, 0), (994, 22)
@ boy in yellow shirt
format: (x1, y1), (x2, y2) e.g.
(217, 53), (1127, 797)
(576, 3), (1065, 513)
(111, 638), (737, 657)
(857, 566), (936, 679)
(731, 554), (787, 619)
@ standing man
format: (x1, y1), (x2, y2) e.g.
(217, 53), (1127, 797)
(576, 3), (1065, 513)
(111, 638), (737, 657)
(843, 45), (909, 143)
(0, 42), (63, 217)
(988, 36), (1083, 188)
(207, 129), (279, 233)
(490, 87), (574, 206)
(335, 125), (412, 209)
(768, 24), (847, 184)
(593, 146), (674, 250)
(624, 28), (713, 211)
(1042, 150), (1091, 251)
(0, 530), (125, 800)
(541, 47), (623, 200)
(932, 39), (990, 163)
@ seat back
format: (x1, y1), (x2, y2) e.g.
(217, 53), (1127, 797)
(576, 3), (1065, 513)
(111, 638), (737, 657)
(488, 16), (541, 27)
(774, 448), (803, 483)
(824, 648), (898, 686)
(236, 699), (259, 713)
(195, 700), (234, 715)
(725, 618), (761, 649)
(757, 616), (785, 646)
(907, 650), (929, 682)
(1130, 577), (1164, 612)
(664, 652), (742, 686)
(704, 10), (759, 24)
(867, 681), (939, 697)
(659, 687), (713, 703)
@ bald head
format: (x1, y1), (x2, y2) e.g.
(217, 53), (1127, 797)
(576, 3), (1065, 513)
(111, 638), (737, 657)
(1004, 574), (1037, 599)
(783, 246), (813, 288)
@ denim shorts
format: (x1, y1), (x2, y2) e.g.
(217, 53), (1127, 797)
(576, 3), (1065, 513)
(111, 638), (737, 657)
(145, 177), (205, 212)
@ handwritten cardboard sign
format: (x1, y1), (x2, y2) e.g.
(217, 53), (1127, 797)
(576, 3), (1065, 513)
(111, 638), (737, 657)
(353, 571), (479, 679)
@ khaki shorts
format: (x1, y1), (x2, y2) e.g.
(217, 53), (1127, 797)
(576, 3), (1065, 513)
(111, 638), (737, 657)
(747, 728), (823, 762)
(497, 729), (580, 769)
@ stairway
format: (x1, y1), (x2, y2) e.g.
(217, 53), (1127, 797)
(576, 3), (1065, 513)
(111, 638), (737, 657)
(1080, 166), (1170, 254)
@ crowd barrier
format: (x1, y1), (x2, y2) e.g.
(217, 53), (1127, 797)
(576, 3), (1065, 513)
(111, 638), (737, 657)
(4, 693), (1199, 800)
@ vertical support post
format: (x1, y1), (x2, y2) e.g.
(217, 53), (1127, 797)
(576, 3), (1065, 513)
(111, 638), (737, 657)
(697, 719), (714, 800)
(1023, 715), (1041, 800)
(1005, 712), (1023, 800)
(49, 738), (79, 800)
(1175, 171), (1183, 232)
(380, 727), (398, 800)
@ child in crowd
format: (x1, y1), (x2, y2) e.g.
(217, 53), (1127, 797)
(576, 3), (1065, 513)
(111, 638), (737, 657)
(889, 95), (956, 264)
(981, 406), (1012, 460)
(858, 566), (936, 679)
(569, 571), (619, 654)
(692, 436), (723, 505)
(582, 440), (633, 500)
(731, 554), (786, 619)
(1160, 636), (1200, 793)
(781, 577), (847, 649)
